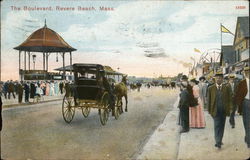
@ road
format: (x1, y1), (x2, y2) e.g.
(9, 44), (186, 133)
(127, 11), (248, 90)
(2, 87), (178, 159)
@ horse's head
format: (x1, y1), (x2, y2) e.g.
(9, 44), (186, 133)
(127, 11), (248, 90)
(121, 75), (127, 84)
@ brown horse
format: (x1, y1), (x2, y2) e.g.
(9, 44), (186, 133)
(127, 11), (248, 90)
(114, 76), (128, 112)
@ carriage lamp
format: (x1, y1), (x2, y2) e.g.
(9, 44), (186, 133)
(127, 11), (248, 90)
(32, 54), (36, 70)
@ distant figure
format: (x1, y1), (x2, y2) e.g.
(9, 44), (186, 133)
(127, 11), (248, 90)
(3, 81), (8, 99)
(17, 81), (24, 103)
(30, 82), (36, 99)
(49, 81), (55, 96)
(136, 82), (142, 92)
(40, 81), (46, 95)
(0, 81), (3, 97)
(207, 72), (232, 149)
(59, 81), (64, 94)
(234, 66), (250, 149)
(46, 82), (50, 96)
(54, 81), (59, 95)
(24, 82), (30, 103)
(171, 81), (176, 89)
(8, 80), (16, 99)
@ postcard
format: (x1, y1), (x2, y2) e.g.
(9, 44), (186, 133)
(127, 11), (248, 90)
(0, 0), (249, 159)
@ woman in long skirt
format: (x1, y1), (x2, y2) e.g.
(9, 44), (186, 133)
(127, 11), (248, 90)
(189, 79), (206, 128)
(45, 82), (50, 96)
(49, 81), (55, 96)
(54, 81), (59, 95)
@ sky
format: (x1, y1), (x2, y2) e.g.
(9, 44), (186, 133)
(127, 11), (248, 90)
(1, 0), (249, 81)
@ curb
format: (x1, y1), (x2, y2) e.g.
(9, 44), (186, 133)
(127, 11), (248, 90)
(136, 97), (180, 160)
(2, 98), (62, 109)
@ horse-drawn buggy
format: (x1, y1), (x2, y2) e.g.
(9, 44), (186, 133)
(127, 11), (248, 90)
(62, 63), (127, 125)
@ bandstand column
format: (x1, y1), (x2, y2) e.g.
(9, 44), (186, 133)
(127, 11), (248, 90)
(70, 52), (72, 75)
(28, 52), (30, 70)
(43, 52), (45, 71)
(19, 50), (21, 78)
(46, 53), (49, 71)
(24, 51), (26, 71)
(62, 52), (65, 80)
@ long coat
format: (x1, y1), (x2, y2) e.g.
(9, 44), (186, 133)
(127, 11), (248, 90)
(0, 96), (2, 131)
(234, 79), (248, 115)
(207, 83), (232, 117)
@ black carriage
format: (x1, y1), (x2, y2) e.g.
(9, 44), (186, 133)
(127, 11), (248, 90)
(62, 63), (123, 125)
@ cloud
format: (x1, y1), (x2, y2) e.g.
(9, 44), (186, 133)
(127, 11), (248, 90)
(145, 53), (168, 58)
(168, 1), (249, 24)
(1, 10), (42, 50)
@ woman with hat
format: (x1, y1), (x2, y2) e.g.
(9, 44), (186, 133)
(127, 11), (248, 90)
(189, 78), (206, 128)
(199, 76), (208, 109)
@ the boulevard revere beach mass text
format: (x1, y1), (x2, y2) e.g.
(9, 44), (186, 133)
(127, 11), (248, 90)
(11, 6), (114, 11)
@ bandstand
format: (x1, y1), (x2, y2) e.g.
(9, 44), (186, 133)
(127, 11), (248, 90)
(14, 21), (76, 80)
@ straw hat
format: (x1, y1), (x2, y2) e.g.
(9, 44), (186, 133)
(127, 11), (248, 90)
(244, 66), (249, 71)
(214, 71), (223, 77)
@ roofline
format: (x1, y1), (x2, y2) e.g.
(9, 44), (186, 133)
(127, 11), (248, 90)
(233, 16), (249, 45)
(14, 46), (77, 52)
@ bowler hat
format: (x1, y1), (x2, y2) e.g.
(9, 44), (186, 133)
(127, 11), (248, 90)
(199, 76), (206, 81)
(181, 75), (188, 80)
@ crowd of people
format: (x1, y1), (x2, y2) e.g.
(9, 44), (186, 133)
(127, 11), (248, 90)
(0, 80), (66, 103)
(178, 66), (249, 150)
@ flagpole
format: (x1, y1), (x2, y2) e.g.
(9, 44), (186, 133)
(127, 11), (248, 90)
(220, 23), (222, 68)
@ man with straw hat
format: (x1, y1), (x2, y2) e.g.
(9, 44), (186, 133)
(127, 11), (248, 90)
(207, 71), (232, 149)
(235, 66), (250, 150)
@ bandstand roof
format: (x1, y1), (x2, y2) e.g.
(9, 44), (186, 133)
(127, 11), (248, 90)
(14, 24), (76, 52)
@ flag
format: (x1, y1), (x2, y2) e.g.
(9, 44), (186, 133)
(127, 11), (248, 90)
(194, 48), (201, 53)
(221, 24), (234, 35)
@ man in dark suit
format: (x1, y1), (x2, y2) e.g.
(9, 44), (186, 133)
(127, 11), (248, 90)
(235, 66), (250, 149)
(228, 74), (239, 128)
(24, 82), (30, 103)
(59, 82), (64, 94)
(17, 81), (24, 103)
(0, 96), (2, 131)
(8, 80), (15, 99)
(207, 71), (232, 149)
(0, 96), (2, 160)
(178, 75), (190, 133)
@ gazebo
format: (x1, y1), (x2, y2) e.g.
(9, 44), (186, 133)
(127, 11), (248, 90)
(14, 21), (76, 80)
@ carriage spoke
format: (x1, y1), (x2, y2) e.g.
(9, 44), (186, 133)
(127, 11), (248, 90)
(62, 96), (75, 123)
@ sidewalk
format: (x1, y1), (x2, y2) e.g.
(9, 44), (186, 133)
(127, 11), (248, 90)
(137, 98), (250, 160)
(1, 94), (64, 108)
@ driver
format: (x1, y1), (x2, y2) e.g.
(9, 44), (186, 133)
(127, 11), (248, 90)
(100, 71), (115, 115)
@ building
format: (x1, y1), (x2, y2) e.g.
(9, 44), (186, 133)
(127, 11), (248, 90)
(14, 21), (76, 80)
(220, 45), (236, 74)
(233, 16), (249, 74)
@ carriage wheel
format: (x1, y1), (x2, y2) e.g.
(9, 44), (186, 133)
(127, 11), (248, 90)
(99, 92), (109, 125)
(82, 106), (90, 118)
(62, 96), (75, 123)
(114, 98), (122, 120)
